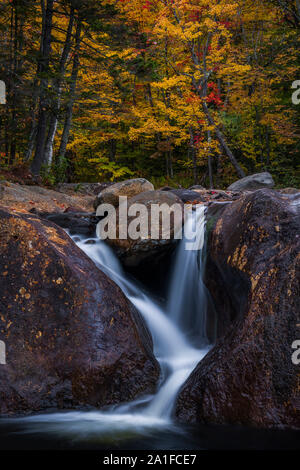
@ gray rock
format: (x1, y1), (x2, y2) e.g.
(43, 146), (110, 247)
(94, 178), (154, 210)
(56, 182), (112, 196)
(170, 189), (205, 203)
(105, 190), (184, 267)
(227, 172), (274, 191)
(188, 185), (205, 191)
(278, 187), (300, 195)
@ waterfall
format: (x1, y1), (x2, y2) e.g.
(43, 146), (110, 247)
(5, 206), (210, 438)
(167, 205), (208, 345)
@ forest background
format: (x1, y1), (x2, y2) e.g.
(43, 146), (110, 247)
(0, 0), (299, 189)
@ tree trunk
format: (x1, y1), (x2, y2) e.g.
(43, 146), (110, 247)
(108, 138), (117, 162)
(44, 6), (74, 167)
(189, 128), (198, 185)
(165, 152), (169, 178)
(169, 150), (173, 178)
(192, 36), (246, 180)
(31, 0), (54, 175)
(9, 5), (18, 164)
(57, 18), (82, 167)
(265, 127), (270, 168)
(202, 101), (246, 179)
(25, 0), (46, 162)
(207, 130), (213, 189)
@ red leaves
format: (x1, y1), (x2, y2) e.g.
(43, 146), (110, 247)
(207, 82), (223, 107)
(193, 134), (203, 145)
(142, 1), (154, 10)
(185, 92), (199, 104)
(188, 6), (208, 22)
(189, 11), (200, 22)
(219, 20), (232, 29)
(184, 199), (203, 206)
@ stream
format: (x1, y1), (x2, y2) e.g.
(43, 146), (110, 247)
(1, 205), (298, 450)
(0, 206), (211, 446)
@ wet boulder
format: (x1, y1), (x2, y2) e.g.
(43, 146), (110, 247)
(188, 185), (205, 191)
(56, 182), (110, 196)
(176, 189), (300, 428)
(44, 212), (99, 236)
(0, 181), (94, 213)
(227, 172), (274, 191)
(0, 208), (159, 415)
(278, 188), (299, 195)
(93, 178), (154, 210)
(103, 190), (184, 268)
(169, 189), (205, 204)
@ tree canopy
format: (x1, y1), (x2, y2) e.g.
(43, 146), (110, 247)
(0, 0), (299, 188)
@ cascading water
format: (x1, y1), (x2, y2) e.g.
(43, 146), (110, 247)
(167, 206), (209, 346)
(4, 205), (210, 439)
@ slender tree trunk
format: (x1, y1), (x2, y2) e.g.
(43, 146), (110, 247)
(255, 106), (264, 168)
(58, 17), (82, 166)
(207, 130), (214, 189)
(108, 138), (117, 162)
(169, 150), (173, 178)
(44, 7), (75, 167)
(5, 5), (13, 163)
(31, 0), (54, 175)
(189, 128), (197, 185)
(25, 0), (46, 162)
(10, 2), (22, 164)
(202, 101), (246, 178)
(25, 120), (38, 161)
(193, 36), (245, 180)
(265, 127), (270, 168)
(9, 6), (17, 163)
(165, 152), (169, 178)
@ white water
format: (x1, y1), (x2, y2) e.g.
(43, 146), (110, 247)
(6, 206), (210, 439)
(167, 207), (208, 345)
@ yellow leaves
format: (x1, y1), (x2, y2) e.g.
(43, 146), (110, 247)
(152, 76), (187, 90)
(128, 117), (178, 141)
(88, 154), (133, 181)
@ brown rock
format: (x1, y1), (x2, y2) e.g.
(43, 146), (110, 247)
(104, 190), (184, 267)
(175, 189), (300, 429)
(0, 182), (94, 213)
(94, 178), (154, 210)
(169, 189), (205, 204)
(188, 185), (205, 191)
(0, 207), (159, 415)
(278, 188), (299, 195)
(227, 172), (275, 191)
(56, 182), (112, 196)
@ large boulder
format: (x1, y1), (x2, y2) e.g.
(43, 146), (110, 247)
(94, 178), (154, 210)
(0, 208), (159, 415)
(0, 181), (94, 213)
(56, 182), (113, 196)
(227, 172), (274, 191)
(188, 185), (205, 191)
(169, 189), (205, 204)
(175, 189), (300, 428)
(44, 212), (99, 236)
(103, 190), (184, 267)
(278, 188), (299, 195)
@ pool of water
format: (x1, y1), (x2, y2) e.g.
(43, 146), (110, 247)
(0, 415), (299, 450)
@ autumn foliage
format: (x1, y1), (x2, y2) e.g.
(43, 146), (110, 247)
(0, 0), (299, 188)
